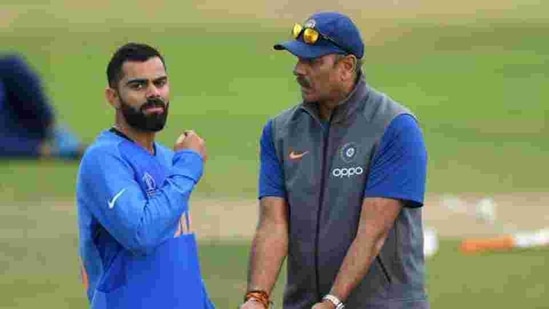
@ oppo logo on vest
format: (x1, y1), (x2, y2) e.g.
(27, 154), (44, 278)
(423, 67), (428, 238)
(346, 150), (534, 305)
(331, 166), (364, 178)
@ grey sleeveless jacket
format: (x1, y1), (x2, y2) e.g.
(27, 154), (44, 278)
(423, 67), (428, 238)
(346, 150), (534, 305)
(270, 77), (429, 308)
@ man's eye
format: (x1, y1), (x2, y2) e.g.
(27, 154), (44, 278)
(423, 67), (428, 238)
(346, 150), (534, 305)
(154, 79), (166, 87)
(311, 58), (323, 65)
(303, 58), (321, 66)
(131, 83), (144, 90)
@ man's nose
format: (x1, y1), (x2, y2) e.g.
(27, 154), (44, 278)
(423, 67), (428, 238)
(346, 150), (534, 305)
(146, 84), (161, 98)
(293, 58), (308, 77)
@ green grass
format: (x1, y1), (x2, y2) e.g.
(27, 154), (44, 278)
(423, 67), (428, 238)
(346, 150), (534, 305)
(1, 20), (549, 200)
(1, 198), (548, 308)
(1, 2), (549, 308)
(201, 239), (549, 308)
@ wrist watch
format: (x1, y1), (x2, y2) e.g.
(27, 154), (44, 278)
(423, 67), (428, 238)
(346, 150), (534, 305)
(322, 294), (345, 309)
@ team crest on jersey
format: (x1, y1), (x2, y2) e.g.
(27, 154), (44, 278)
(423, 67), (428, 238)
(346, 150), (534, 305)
(340, 142), (359, 163)
(142, 172), (157, 196)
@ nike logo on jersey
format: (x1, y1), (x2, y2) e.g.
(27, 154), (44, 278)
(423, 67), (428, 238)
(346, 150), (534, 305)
(289, 150), (309, 160)
(108, 188), (127, 209)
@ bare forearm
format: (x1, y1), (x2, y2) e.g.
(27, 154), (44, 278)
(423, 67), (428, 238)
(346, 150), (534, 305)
(329, 230), (386, 301)
(329, 197), (402, 302)
(247, 224), (288, 293)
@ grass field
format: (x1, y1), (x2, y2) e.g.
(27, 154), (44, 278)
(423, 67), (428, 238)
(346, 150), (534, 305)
(1, 1), (548, 308)
(2, 199), (549, 308)
(2, 15), (549, 199)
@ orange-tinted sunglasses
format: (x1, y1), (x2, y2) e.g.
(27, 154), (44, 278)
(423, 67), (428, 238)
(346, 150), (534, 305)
(292, 23), (353, 55)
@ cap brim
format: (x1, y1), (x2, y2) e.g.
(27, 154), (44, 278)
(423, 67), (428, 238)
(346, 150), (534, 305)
(273, 40), (345, 59)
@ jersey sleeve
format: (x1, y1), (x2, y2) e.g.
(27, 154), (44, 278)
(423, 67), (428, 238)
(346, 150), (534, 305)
(364, 114), (428, 207)
(258, 119), (286, 199)
(77, 146), (203, 254)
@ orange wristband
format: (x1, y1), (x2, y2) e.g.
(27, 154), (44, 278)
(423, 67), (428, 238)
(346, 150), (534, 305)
(244, 290), (271, 308)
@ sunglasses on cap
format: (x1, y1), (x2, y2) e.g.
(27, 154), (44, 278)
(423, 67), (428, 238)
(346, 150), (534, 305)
(292, 23), (354, 56)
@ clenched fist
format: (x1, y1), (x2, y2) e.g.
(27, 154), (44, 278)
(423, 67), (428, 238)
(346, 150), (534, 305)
(174, 130), (207, 161)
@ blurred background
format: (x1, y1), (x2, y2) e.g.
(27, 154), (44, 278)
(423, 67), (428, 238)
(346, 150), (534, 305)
(0, 0), (548, 308)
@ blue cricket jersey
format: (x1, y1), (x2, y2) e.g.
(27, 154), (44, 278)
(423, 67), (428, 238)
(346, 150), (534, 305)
(76, 129), (214, 308)
(259, 114), (427, 207)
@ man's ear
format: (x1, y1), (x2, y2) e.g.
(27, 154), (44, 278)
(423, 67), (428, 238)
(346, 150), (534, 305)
(339, 55), (356, 81)
(345, 55), (357, 73)
(105, 87), (119, 109)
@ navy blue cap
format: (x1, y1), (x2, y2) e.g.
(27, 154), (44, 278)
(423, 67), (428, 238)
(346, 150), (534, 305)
(274, 12), (365, 59)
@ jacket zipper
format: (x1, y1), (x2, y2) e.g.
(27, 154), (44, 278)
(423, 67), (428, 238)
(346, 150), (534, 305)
(314, 115), (331, 300)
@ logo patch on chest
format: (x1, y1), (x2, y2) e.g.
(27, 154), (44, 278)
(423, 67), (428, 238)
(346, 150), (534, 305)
(142, 172), (157, 196)
(340, 142), (359, 163)
(332, 166), (364, 178)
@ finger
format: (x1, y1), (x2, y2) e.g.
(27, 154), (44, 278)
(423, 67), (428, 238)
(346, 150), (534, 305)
(176, 134), (186, 144)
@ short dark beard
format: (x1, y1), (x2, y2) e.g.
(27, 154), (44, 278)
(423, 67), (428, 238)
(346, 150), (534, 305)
(119, 96), (169, 132)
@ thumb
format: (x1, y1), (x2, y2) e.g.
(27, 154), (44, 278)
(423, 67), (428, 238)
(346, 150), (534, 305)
(176, 134), (187, 144)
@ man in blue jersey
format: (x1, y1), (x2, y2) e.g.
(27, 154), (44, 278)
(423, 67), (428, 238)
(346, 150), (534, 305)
(76, 42), (214, 308)
(0, 53), (85, 159)
(242, 12), (429, 309)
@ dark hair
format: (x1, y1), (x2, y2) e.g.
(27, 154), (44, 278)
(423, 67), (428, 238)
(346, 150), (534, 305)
(106, 42), (166, 88)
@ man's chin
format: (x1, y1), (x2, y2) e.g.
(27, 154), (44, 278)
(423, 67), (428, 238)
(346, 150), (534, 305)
(301, 93), (317, 103)
(135, 125), (165, 133)
(127, 118), (167, 132)
(145, 121), (167, 132)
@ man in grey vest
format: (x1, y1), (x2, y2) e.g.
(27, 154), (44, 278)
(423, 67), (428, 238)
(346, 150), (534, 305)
(241, 11), (429, 309)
